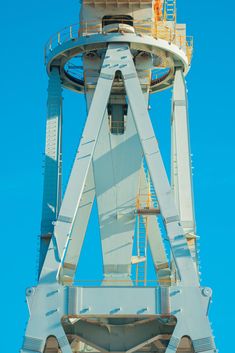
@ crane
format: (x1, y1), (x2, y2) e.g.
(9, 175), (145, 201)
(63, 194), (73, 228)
(21, 1), (217, 353)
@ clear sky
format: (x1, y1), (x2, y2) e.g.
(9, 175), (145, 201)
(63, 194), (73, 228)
(0, 1), (234, 352)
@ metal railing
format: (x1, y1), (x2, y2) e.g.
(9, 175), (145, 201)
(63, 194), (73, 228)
(163, 0), (176, 22)
(108, 119), (126, 134)
(45, 20), (193, 64)
(63, 278), (175, 286)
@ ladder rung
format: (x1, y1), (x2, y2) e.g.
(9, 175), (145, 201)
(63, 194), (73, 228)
(136, 208), (160, 215)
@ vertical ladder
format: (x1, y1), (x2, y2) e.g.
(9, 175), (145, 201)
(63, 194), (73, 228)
(136, 214), (148, 286)
(149, 178), (158, 209)
(135, 171), (154, 286)
(163, 0), (176, 22)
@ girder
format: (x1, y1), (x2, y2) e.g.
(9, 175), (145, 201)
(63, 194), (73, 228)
(53, 63), (114, 277)
(39, 67), (63, 275)
(171, 68), (197, 268)
(60, 164), (95, 282)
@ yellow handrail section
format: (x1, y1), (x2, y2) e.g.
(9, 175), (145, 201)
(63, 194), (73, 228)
(136, 193), (157, 209)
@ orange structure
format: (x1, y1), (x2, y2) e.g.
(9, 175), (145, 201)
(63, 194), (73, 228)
(154, 0), (162, 21)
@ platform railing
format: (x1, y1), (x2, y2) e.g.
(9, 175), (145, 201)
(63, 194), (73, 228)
(45, 20), (193, 64)
(63, 278), (175, 286)
(108, 119), (126, 134)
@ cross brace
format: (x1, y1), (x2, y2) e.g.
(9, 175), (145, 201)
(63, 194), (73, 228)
(21, 43), (216, 353)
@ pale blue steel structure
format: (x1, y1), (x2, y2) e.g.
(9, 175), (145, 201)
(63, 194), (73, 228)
(21, 3), (217, 353)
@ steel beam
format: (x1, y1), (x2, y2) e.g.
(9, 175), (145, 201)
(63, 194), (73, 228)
(60, 165), (95, 282)
(52, 53), (116, 280)
(39, 66), (63, 276)
(171, 67), (197, 267)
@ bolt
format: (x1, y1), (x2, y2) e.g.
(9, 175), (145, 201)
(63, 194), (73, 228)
(202, 287), (212, 297)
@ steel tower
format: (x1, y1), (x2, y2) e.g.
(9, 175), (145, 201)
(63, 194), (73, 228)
(21, 1), (217, 352)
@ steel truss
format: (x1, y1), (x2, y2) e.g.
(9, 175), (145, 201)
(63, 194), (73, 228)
(21, 43), (217, 353)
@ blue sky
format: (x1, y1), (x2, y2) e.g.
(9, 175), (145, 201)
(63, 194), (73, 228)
(0, 1), (234, 352)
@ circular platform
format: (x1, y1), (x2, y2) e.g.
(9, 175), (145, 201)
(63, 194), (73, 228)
(45, 31), (191, 93)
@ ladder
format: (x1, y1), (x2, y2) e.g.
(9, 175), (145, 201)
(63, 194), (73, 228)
(163, 0), (176, 22)
(136, 214), (148, 286)
(135, 171), (158, 286)
(149, 177), (158, 209)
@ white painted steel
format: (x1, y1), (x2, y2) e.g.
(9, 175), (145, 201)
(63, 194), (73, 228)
(52, 63), (115, 280)
(39, 67), (63, 275)
(114, 45), (199, 286)
(21, 28), (217, 352)
(171, 68), (197, 267)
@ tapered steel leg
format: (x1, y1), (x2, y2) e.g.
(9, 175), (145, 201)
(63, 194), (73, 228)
(39, 66), (63, 276)
(53, 53), (116, 279)
(171, 68), (198, 268)
(59, 164), (95, 282)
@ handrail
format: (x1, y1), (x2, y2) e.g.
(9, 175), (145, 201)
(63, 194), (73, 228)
(45, 20), (193, 65)
(63, 278), (175, 285)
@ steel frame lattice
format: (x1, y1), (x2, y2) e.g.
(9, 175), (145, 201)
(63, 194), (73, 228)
(21, 2), (217, 353)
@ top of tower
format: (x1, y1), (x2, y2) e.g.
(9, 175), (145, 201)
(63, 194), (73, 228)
(44, 0), (193, 94)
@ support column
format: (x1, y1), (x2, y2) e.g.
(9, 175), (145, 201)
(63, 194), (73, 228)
(60, 165), (95, 282)
(39, 67), (63, 276)
(171, 68), (197, 268)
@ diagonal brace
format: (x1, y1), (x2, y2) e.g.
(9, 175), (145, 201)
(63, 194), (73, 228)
(116, 44), (198, 286)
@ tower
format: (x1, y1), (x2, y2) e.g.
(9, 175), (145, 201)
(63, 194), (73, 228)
(21, 1), (217, 353)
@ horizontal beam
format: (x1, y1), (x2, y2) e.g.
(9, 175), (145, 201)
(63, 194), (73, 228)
(135, 208), (160, 215)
